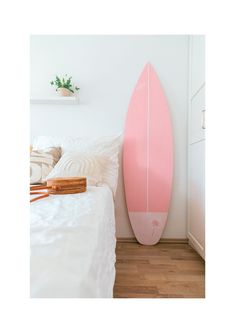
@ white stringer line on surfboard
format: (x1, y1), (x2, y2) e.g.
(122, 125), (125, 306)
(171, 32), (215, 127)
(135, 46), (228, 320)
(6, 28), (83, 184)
(146, 63), (150, 213)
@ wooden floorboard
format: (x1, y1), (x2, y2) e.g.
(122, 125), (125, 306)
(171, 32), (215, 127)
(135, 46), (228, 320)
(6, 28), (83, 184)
(114, 242), (205, 298)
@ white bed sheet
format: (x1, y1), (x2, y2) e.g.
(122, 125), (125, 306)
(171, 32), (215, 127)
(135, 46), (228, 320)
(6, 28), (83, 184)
(30, 185), (116, 298)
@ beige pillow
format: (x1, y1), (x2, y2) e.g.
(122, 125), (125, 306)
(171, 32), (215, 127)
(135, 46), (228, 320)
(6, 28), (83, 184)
(30, 147), (61, 184)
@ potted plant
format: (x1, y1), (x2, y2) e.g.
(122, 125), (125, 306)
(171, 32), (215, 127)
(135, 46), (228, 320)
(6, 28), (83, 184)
(50, 75), (79, 96)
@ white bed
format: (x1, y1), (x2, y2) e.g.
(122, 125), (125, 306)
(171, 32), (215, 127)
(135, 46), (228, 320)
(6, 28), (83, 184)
(30, 185), (116, 298)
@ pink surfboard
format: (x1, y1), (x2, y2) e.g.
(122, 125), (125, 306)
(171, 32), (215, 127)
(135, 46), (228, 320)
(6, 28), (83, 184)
(123, 63), (173, 245)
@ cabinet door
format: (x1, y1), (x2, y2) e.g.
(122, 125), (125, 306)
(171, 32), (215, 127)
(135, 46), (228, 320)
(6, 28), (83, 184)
(188, 140), (205, 258)
(190, 86), (205, 144)
(191, 36), (205, 97)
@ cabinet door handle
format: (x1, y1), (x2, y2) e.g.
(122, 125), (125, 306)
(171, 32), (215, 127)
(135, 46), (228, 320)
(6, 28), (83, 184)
(201, 109), (206, 129)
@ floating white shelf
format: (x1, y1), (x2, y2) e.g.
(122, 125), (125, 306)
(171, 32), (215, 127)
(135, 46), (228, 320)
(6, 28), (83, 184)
(30, 96), (78, 105)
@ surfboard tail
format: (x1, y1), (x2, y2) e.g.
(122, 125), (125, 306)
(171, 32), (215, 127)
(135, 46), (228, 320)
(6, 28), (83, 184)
(128, 212), (168, 245)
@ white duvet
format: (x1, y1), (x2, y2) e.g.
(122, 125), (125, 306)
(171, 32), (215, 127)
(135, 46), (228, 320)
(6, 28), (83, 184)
(30, 186), (116, 298)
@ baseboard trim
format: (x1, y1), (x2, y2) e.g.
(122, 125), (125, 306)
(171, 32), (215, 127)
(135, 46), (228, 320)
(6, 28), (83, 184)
(159, 238), (188, 244)
(188, 232), (205, 260)
(117, 237), (188, 244)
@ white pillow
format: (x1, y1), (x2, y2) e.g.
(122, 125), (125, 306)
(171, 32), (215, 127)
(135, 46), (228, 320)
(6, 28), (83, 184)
(33, 134), (121, 153)
(46, 151), (117, 194)
(33, 134), (122, 194)
(33, 136), (81, 151)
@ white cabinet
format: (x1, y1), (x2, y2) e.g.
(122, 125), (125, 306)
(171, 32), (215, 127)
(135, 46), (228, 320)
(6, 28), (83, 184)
(191, 35), (205, 97)
(190, 87), (205, 144)
(188, 141), (205, 256)
(188, 36), (205, 259)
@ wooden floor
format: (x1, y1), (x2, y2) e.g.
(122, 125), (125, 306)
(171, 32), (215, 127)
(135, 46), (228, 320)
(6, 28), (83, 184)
(114, 242), (205, 298)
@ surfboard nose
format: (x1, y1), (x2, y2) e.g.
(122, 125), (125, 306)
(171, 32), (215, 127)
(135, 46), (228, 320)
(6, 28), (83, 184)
(143, 62), (151, 70)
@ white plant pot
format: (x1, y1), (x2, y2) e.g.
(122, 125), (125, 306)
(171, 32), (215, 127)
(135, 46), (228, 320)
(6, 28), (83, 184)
(57, 87), (71, 97)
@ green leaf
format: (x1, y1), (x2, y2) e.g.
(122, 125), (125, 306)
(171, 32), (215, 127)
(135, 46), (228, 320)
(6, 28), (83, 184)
(51, 75), (78, 92)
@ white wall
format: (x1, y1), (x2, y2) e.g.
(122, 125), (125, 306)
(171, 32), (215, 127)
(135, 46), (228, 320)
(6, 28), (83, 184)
(30, 35), (189, 238)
